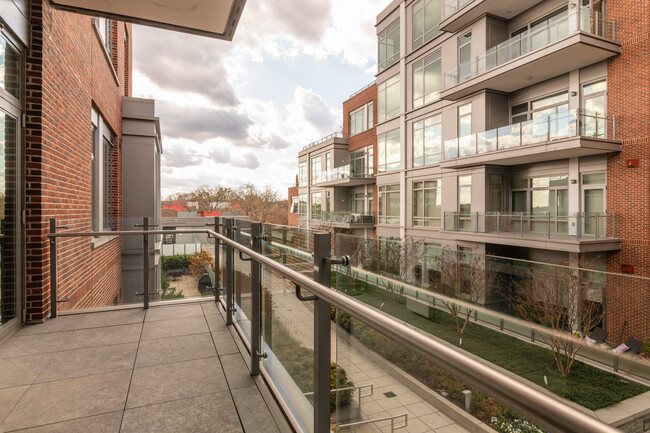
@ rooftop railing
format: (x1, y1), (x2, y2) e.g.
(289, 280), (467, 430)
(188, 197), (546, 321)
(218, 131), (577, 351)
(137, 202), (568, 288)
(443, 211), (617, 240)
(46, 217), (648, 433)
(444, 6), (617, 88)
(348, 80), (376, 99)
(443, 109), (616, 161)
(301, 131), (345, 151)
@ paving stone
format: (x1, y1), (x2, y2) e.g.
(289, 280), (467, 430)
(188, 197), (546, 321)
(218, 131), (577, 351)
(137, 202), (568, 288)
(135, 333), (216, 368)
(0, 385), (29, 424)
(231, 386), (280, 433)
(63, 323), (142, 350)
(7, 411), (123, 433)
(0, 353), (52, 389)
(220, 353), (255, 390)
(15, 315), (87, 336)
(211, 330), (239, 355)
(80, 309), (145, 329)
(141, 316), (208, 341)
(0, 332), (72, 359)
(144, 304), (204, 322)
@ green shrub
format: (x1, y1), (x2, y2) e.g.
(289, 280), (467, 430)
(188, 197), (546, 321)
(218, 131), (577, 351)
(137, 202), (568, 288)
(161, 254), (191, 270)
(161, 286), (184, 300)
(331, 363), (354, 412)
(640, 337), (650, 360)
(161, 270), (170, 291)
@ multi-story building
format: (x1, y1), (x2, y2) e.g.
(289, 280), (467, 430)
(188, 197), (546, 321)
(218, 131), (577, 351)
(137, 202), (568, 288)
(293, 83), (378, 238)
(372, 0), (648, 339)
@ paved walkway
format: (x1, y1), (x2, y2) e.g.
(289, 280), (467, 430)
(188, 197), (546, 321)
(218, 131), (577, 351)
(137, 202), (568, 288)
(0, 302), (280, 433)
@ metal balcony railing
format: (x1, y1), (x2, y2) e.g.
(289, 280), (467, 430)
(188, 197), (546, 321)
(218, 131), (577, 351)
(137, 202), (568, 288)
(312, 211), (374, 224)
(443, 211), (617, 240)
(317, 165), (374, 184)
(444, 6), (617, 88)
(301, 132), (345, 151)
(443, 109), (616, 160)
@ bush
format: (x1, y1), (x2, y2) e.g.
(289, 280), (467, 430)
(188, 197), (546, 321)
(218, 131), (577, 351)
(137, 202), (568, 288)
(640, 338), (650, 360)
(162, 286), (184, 300)
(331, 363), (354, 412)
(161, 270), (170, 291)
(491, 418), (548, 433)
(189, 251), (214, 277)
(161, 254), (191, 270)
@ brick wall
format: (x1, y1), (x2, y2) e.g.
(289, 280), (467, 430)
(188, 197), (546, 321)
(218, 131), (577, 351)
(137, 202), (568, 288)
(605, 1), (650, 339)
(24, 0), (130, 321)
(287, 186), (299, 227)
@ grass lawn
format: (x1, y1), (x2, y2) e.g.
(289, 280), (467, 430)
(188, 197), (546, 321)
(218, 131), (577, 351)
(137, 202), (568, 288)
(333, 274), (648, 411)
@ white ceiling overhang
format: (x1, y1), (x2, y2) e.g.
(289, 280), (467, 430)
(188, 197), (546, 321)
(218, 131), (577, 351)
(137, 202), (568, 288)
(50, 0), (246, 40)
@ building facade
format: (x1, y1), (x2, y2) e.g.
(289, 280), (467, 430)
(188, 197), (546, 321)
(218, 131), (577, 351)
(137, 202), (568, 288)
(371, 0), (647, 339)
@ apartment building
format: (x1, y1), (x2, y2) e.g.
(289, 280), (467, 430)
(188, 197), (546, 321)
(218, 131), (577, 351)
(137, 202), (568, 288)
(373, 0), (648, 339)
(293, 83), (378, 238)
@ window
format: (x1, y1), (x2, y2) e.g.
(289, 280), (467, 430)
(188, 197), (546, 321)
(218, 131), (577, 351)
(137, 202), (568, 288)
(458, 175), (471, 214)
(511, 175), (569, 232)
(413, 180), (441, 227)
(350, 146), (373, 177)
(349, 193), (365, 213)
(378, 75), (400, 123)
(91, 108), (116, 232)
(325, 153), (331, 171)
(311, 193), (322, 217)
(325, 191), (331, 212)
(413, 114), (442, 166)
(378, 19), (400, 72)
(95, 17), (114, 56)
(298, 194), (308, 218)
(298, 161), (307, 186)
(311, 156), (322, 184)
(349, 102), (374, 136)
(458, 33), (471, 80)
(290, 197), (299, 214)
(0, 35), (20, 100)
(413, 0), (442, 49)
(378, 185), (400, 224)
(582, 172), (606, 236)
(413, 51), (441, 108)
(511, 102), (529, 123)
(532, 91), (569, 137)
(458, 103), (472, 137)
(378, 129), (400, 172)
(582, 79), (607, 138)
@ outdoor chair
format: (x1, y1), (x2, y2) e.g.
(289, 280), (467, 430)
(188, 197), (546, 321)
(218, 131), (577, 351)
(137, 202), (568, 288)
(612, 337), (643, 355)
(585, 326), (607, 344)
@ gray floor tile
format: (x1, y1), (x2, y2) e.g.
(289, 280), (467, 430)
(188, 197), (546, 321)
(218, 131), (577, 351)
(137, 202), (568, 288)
(0, 385), (29, 425)
(120, 392), (243, 433)
(220, 353), (255, 390)
(79, 309), (144, 329)
(0, 332), (72, 359)
(141, 316), (209, 341)
(15, 315), (87, 336)
(1, 370), (130, 432)
(135, 333), (216, 368)
(206, 313), (229, 333)
(0, 353), (52, 389)
(63, 323), (142, 350)
(6, 411), (123, 433)
(201, 302), (219, 316)
(231, 386), (280, 433)
(126, 356), (228, 409)
(211, 330), (239, 355)
(35, 343), (137, 383)
(144, 304), (204, 322)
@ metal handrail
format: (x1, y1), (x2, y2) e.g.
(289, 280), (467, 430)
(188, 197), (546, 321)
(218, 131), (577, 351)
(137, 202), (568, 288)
(349, 80), (376, 99)
(301, 131), (345, 151)
(46, 224), (622, 433)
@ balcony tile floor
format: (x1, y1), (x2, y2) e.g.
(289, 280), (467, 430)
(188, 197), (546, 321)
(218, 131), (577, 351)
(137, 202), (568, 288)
(0, 302), (280, 433)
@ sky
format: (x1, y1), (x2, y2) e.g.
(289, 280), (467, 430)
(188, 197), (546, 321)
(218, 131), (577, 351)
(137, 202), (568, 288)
(132, 0), (391, 200)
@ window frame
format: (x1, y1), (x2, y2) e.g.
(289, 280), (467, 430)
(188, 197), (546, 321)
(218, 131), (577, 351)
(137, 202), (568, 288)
(349, 102), (374, 136)
(91, 108), (116, 232)
(378, 184), (400, 225)
(413, 0), (442, 49)
(413, 180), (442, 227)
(310, 156), (322, 185)
(378, 75), (400, 123)
(377, 128), (401, 173)
(378, 19), (401, 72)
(413, 50), (441, 108)
(413, 114), (442, 167)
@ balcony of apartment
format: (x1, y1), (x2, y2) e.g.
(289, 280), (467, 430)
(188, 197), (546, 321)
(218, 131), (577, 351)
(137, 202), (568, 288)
(300, 132), (347, 154)
(443, 211), (621, 252)
(311, 211), (375, 229)
(441, 0), (544, 33)
(441, 7), (620, 101)
(314, 165), (375, 187)
(1, 217), (646, 433)
(440, 110), (620, 169)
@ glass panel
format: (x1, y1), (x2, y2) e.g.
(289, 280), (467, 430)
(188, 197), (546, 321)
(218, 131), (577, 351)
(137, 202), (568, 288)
(0, 36), (21, 100)
(0, 112), (17, 328)
(583, 172), (606, 184)
(584, 189), (604, 235)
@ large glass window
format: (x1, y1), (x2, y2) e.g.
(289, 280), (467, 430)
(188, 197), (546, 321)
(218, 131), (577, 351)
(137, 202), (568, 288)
(311, 156), (322, 184)
(298, 194), (307, 218)
(532, 91), (569, 139)
(298, 161), (307, 186)
(458, 103), (472, 137)
(413, 51), (441, 108)
(582, 79), (606, 138)
(95, 17), (114, 56)
(91, 109), (116, 232)
(511, 175), (569, 232)
(378, 129), (400, 172)
(349, 193), (365, 213)
(290, 197), (299, 214)
(0, 36), (21, 100)
(413, 0), (442, 49)
(378, 184), (400, 224)
(349, 102), (374, 136)
(311, 192), (322, 217)
(378, 75), (400, 123)
(378, 19), (400, 72)
(413, 114), (441, 166)
(350, 146), (373, 177)
(458, 33), (471, 80)
(458, 175), (471, 214)
(413, 180), (441, 227)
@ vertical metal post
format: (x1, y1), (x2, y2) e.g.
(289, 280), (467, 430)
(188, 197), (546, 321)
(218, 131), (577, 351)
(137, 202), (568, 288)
(496, 212), (500, 235)
(314, 232), (332, 433)
(577, 213), (582, 240)
(214, 216), (220, 300)
(547, 212), (551, 239)
(547, 115), (551, 141)
(475, 212), (479, 233)
(143, 217), (150, 310)
(250, 222), (262, 376)
(612, 114), (616, 139)
(520, 212), (524, 236)
(49, 219), (58, 318)
(595, 212), (600, 240)
(224, 218), (234, 326)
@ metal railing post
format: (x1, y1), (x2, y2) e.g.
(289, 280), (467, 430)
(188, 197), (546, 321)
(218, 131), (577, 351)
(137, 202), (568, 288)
(250, 222), (263, 376)
(547, 212), (551, 239)
(547, 115), (551, 141)
(612, 114), (616, 139)
(314, 232), (332, 433)
(496, 212), (500, 235)
(143, 217), (150, 310)
(595, 212), (600, 240)
(214, 216), (221, 300)
(224, 218), (234, 326)
(49, 218), (58, 318)
(475, 212), (479, 233)
(520, 212), (524, 236)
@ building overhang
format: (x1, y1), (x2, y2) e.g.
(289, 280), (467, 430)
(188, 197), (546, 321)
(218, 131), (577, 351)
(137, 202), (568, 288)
(440, 137), (621, 169)
(441, 33), (621, 101)
(50, 0), (246, 40)
(441, 0), (544, 33)
(316, 177), (376, 188)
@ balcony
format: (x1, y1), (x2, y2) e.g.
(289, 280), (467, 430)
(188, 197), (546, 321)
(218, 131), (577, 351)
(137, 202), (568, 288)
(441, 7), (620, 100)
(301, 132), (346, 152)
(1, 218), (645, 433)
(443, 211), (621, 252)
(441, 0), (544, 33)
(315, 165), (375, 187)
(441, 110), (620, 168)
(311, 211), (374, 228)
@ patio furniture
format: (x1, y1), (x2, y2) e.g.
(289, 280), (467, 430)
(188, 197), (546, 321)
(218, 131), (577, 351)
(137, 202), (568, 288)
(586, 327), (607, 344)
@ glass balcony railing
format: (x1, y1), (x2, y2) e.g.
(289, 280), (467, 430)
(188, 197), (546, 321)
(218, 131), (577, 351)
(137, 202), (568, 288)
(317, 165), (374, 184)
(312, 211), (374, 224)
(443, 0), (473, 19)
(301, 132), (345, 151)
(444, 6), (617, 88)
(443, 110), (616, 161)
(443, 211), (617, 240)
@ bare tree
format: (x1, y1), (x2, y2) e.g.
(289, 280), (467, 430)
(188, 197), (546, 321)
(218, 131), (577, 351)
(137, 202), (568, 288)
(166, 185), (237, 212)
(235, 183), (288, 225)
(430, 248), (499, 334)
(510, 263), (604, 377)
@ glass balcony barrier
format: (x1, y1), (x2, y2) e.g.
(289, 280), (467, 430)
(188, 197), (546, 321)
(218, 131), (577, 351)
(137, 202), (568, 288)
(444, 6), (617, 88)
(317, 164), (374, 184)
(443, 211), (616, 240)
(312, 211), (374, 224)
(443, 109), (616, 160)
(301, 131), (345, 151)
(443, 0), (473, 20)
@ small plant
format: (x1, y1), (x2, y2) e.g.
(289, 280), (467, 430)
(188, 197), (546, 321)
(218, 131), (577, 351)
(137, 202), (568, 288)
(640, 337), (650, 360)
(189, 251), (214, 277)
(330, 363), (354, 412)
(161, 270), (170, 291)
(491, 418), (548, 433)
(161, 286), (184, 300)
(161, 254), (191, 270)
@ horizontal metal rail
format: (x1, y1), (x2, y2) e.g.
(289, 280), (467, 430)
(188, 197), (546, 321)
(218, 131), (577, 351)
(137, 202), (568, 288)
(338, 413), (407, 432)
(47, 225), (622, 433)
(47, 229), (211, 238)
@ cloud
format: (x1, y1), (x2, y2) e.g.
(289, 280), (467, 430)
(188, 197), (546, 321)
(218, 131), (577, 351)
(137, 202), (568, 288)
(285, 86), (339, 133)
(231, 151), (261, 169)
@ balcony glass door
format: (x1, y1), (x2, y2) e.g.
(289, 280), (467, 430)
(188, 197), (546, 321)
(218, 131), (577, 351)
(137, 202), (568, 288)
(582, 80), (607, 138)
(582, 172), (606, 237)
